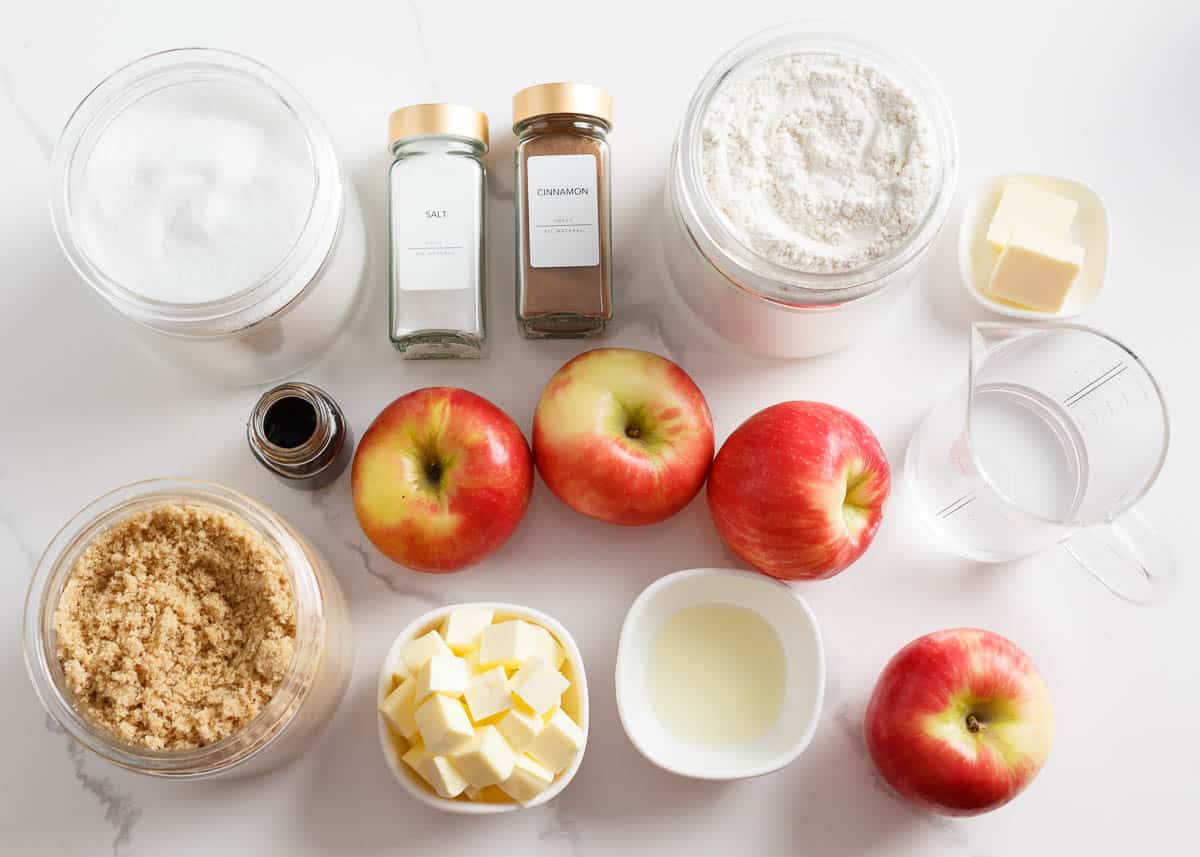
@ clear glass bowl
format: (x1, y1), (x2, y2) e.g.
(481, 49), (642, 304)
(664, 23), (959, 358)
(48, 49), (366, 385)
(23, 479), (353, 779)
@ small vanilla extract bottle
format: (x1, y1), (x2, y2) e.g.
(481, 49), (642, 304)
(387, 104), (489, 357)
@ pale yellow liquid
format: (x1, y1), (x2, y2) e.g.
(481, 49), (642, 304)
(648, 604), (785, 746)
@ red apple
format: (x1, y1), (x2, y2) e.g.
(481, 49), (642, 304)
(706, 401), (889, 580)
(532, 348), (714, 526)
(352, 387), (533, 572)
(865, 628), (1054, 816)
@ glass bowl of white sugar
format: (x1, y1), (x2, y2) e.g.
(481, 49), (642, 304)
(49, 49), (366, 385)
(663, 24), (958, 358)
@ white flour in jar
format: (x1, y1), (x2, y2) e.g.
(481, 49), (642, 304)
(701, 52), (937, 275)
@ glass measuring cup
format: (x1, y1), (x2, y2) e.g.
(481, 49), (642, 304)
(906, 322), (1173, 603)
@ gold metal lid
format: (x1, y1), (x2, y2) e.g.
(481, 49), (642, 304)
(512, 83), (612, 129)
(388, 103), (489, 149)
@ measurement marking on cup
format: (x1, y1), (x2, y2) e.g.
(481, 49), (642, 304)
(1065, 362), (1127, 407)
(937, 493), (976, 518)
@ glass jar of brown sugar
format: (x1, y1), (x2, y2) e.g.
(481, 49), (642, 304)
(513, 83), (612, 338)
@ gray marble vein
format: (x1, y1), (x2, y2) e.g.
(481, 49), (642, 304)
(405, 0), (439, 99)
(2, 500), (141, 857)
(0, 65), (53, 159)
(538, 799), (583, 857)
(45, 717), (141, 857)
(310, 488), (448, 604)
(346, 539), (447, 604)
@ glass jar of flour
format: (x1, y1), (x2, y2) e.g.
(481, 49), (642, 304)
(49, 49), (366, 385)
(664, 25), (958, 358)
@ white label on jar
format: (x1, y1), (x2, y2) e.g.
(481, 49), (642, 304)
(391, 163), (477, 291)
(527, 154), (599, 268)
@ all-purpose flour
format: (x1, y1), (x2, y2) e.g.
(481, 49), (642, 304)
(701, 53), (937, 275)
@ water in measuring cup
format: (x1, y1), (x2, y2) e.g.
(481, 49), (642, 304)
(972, 383), (1088, 519)
(914, 382), (1089, 559)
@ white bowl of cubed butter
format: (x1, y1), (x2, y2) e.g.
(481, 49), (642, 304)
(959, 173), (1110, 319)
(377, 603), (588, 813)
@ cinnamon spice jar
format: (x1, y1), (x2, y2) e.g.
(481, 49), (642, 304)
(513, 83), (612, 338)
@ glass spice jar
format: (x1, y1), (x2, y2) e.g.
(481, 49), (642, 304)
(388, 104), (489, 357)
(513, 83), (613, 338)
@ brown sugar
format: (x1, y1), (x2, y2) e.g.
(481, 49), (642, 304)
(53, 503), (296, 751)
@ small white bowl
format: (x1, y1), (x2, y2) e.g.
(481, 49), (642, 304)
(377, 602), (588, 814)
(615, 568), (825, 780)
(958, 173), (1110, 319)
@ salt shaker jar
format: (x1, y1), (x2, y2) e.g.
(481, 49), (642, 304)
(388, 104), (489, 358)
(513, 83), (613, 338)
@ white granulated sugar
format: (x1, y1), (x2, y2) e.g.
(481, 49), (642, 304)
(76, 82), (315, 304)
(701, 53), (937, 275)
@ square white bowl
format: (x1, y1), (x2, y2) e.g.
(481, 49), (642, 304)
(615, 568), (825, 780)
(377, 602), (588, 813)
(959, 173), (1110, 319)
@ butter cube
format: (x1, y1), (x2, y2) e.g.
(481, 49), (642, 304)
(534, 626), (565, 668)
(537, 633), (566, 669)
(510, 657), (569, 716)
(525, 708), (584, 774)
(401, 630), (454, 674)
(401, 741), (429, 776)
(415, 693), (476, 755)
(498, 754), (555, 804)
(401, 741), (468, 798)
(440, 607), (494, 653)
(987, 224), (1085, 312)
(389, 661), (409, 685)
(497, 707), (544, 751)
(986, 181), (1079, 249)
(465, 785), (507, 802)
(414, 654), (469, 703)
(480, 620), (561, 670)
(378, 675), (420, 739)
(464, 666), (512, 723)
(450, 725), (517, 788)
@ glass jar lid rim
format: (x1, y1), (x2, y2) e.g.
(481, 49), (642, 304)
(389, 102), (490, 149)
(512, 82), (612, 128)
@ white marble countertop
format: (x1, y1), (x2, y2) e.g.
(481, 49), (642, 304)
(2, 1), (1197, 854)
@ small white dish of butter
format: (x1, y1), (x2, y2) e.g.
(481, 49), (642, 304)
(959, 174), (1110, 318)
(377, 603), (587, 813)
(615, 568), (825, 780)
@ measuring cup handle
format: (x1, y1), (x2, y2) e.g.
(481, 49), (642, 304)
(1062, 506), (1176, 604)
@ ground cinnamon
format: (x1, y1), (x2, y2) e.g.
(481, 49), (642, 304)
(513, 83), (612, 337)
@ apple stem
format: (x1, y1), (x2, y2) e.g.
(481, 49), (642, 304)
(965, 713), (985, 733)
(425, 460), (443, 484)
(626, 427), (641, 439)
